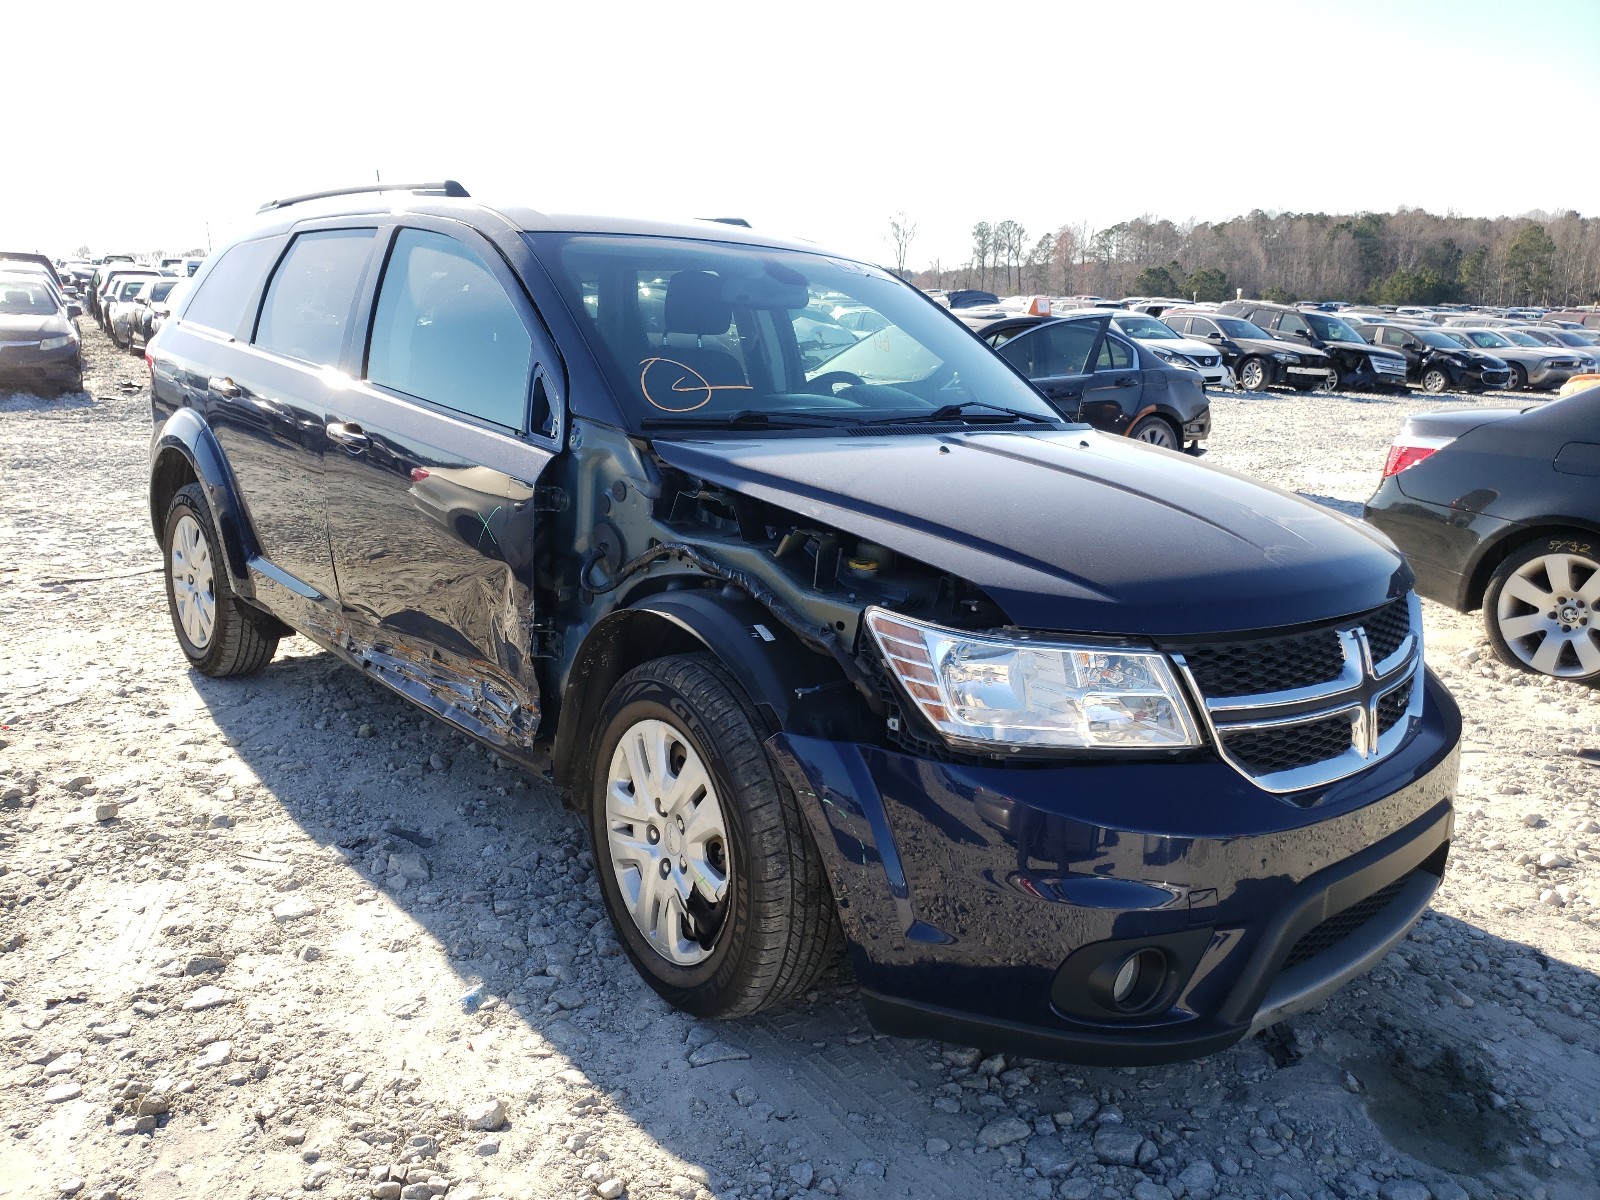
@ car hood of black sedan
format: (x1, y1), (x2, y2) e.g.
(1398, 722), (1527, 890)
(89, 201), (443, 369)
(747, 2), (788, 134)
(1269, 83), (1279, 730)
(652, 429), (1409, 636)
(0, 313), (72, 338)
(1231, 336), (1330, 362)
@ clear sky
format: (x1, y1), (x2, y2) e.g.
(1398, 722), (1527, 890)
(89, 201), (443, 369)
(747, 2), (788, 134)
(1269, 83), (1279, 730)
(10, 0), (1599, 268)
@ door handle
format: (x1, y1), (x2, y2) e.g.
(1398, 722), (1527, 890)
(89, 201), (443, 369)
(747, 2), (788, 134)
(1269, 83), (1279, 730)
(208, 376), (240, 398)
(325, 421), (370, 448)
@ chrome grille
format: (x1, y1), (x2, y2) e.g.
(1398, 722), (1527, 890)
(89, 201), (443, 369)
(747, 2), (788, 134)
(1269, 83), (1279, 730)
(1170, 594), (1424, 795)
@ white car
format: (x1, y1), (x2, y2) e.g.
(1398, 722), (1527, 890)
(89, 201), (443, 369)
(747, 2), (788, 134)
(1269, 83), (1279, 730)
(1060, 308), (1234, 387)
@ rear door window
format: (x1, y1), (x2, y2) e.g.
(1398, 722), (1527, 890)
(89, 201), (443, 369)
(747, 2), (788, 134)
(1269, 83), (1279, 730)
(367, 229), (533, 430)
(1093, 332), (1134, 370)
(254, 229), (376, 367)
(1041, 322), (1102, 375)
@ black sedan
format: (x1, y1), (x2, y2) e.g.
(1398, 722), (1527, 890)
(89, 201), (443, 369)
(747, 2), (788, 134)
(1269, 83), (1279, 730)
(1161, 311), (1333, 392)
(1354, 322), (1512, 393)
(974, 313), (1210, 452)
(1364, 384), (1600, 682)
(1219, 301), (1410, 392)
(0, 275), (83, 395)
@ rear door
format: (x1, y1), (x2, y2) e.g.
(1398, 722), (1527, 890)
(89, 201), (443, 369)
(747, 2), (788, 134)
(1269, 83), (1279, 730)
(192, 228), (375, 607)
(994, 316), (1108, 421)
(1078, 329), (1145, 434)
(320, 221), (561, 748)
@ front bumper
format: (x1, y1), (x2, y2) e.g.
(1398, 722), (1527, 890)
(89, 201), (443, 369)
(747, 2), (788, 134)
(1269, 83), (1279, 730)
(0, 340), (81, 388)
(769, 671), (1459, 1065)
(1527, 364), (1577, 391)
(1276, 361), (1333, 387)
(1458, 362), (1512, 391)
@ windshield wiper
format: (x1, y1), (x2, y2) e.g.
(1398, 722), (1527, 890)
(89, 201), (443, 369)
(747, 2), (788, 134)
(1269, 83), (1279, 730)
(870, 399), (1053, 425)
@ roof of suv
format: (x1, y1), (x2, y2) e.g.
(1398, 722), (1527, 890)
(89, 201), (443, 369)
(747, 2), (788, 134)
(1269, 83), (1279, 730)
(242, 184), (830, 259)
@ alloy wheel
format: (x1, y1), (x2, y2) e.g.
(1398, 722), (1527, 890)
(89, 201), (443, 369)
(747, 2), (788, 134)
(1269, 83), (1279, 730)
(605, 718), (732, 966)
(1493, 552), (1600, 678)
(1240, 359), (1266, 391)
(168, 513), (216, 650)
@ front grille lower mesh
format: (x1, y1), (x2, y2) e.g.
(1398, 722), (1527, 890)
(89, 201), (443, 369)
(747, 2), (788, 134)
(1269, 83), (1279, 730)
(1376, 685), (1411, 735)
(1223, 715), (1353, 776)
(1282, 874), (1412, 970)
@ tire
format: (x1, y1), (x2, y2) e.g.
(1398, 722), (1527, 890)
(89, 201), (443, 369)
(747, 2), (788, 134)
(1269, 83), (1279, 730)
(1505, 362), (1527, 390)
(1323, 365), (1343, 393)
(1483, 537), (1600, 682)
(161, 483), (279, 677)
(129, 326), (144, 355)
(1421, 367), (1449, 395)
(588, 653), (840, 1017)
(1238, 357), (1268, 391)
(1127, 415), (1179, 449)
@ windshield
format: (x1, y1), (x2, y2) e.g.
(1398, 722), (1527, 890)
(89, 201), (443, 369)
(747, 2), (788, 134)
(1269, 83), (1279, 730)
(1416, 329), (1462, 349)
(1437, 330), (1473, 348)
(1115, 315), (1180, 340)
(150, 280), (178, 302)
(0, 282), (59, 316)
(1464, 330), (1512, 348)
(1498, 330), (1543, 347)
(1215, 317), (1270, 340)
(1306, 313), (1364, 344)
(533, 233), (1061, 429)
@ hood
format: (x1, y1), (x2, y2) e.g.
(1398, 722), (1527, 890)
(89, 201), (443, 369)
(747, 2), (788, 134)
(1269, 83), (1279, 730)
(1232, 335), (1330, 362)
(0, 313), (72, 338)
(1145, 335), (1221, 359)
(652, 430), (1409, 637)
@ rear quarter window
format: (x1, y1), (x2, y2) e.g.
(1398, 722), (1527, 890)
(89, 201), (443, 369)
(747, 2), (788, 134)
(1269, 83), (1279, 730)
(180, 237), (285, 338)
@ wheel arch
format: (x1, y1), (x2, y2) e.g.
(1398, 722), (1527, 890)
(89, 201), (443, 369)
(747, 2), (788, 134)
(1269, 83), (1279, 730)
(549, 588), (859, 802)
(149, 408), (256, 593)
(1463, 521), (1600, 610)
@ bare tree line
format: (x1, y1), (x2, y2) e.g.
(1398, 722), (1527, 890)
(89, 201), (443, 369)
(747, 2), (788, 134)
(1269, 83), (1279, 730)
(905, 208), (1600, 307)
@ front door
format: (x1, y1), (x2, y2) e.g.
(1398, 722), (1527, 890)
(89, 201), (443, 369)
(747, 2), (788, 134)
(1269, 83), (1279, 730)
(320, 225), (559, 750)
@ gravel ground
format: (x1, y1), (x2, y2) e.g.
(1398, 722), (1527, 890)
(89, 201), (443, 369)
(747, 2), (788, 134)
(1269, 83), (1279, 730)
(1, 324), (1597, 1200)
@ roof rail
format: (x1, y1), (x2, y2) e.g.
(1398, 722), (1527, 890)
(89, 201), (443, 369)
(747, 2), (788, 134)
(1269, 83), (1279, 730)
(699, 217), (751, 227)
(257, 180), (470, 214)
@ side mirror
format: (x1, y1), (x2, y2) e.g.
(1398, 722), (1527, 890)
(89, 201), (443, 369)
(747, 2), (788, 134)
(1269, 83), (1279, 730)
(1291, 329), (1309, 339)
(1205, 331), (1222, 341)
(67, 303), (83, 319)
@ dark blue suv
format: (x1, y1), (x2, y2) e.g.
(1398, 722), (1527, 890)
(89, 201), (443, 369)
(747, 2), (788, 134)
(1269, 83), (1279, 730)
(145, 182), (1460, 1064)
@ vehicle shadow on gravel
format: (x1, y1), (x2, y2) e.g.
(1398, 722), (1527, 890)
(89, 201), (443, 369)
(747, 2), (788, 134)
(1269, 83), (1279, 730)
(186, 643), (1600, 1200)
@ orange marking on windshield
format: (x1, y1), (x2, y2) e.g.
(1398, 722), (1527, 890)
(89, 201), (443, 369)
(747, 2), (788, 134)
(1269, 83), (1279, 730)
(638, 357), (753, 413)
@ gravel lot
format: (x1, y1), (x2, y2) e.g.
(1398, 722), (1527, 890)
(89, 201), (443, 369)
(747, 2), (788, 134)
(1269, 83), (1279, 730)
(2, 324), (1596, 1200)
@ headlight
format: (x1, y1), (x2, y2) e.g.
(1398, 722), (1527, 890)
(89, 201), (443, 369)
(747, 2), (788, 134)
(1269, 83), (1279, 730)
(1270, 351), (1298, 362)
(865, 608), (1201, 751)
(1151, 348), (1199, 371)
(40, 335), (75, 351)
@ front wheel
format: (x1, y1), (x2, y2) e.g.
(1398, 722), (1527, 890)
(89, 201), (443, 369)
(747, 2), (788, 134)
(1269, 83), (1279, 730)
(162, 483), (279, 676)
(588, 654), (839, 1017)
(1127, 415), (1178, 449)
(1505, 363), (1528, 390)
(1421, 367), (1449, 394)
(1237, 357), (1268, 391)
(1483, 539), (1600, 682)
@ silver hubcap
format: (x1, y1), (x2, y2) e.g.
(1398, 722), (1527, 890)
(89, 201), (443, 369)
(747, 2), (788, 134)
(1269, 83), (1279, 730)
(605, 719), (731, 966)
(169, 513), (216, 650)
(1424, 370), (1445, 392)
(1495, 552), (1600, 678)
(1134, 421), (1175, 448)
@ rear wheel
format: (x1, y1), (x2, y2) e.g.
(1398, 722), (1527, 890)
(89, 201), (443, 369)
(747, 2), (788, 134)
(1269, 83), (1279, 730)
(1421, 366), (1449, 394)
(1127, 415), (1179, 449)
(1238, 357), (1268, 391)
(588, 654), (839, 1016)
(161, 483), (279, 676)
(1484, 538), (1600, 682)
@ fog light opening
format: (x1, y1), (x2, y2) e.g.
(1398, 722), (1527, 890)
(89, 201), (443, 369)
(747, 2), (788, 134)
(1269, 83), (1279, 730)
(1109, 948), (1168, 1012)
